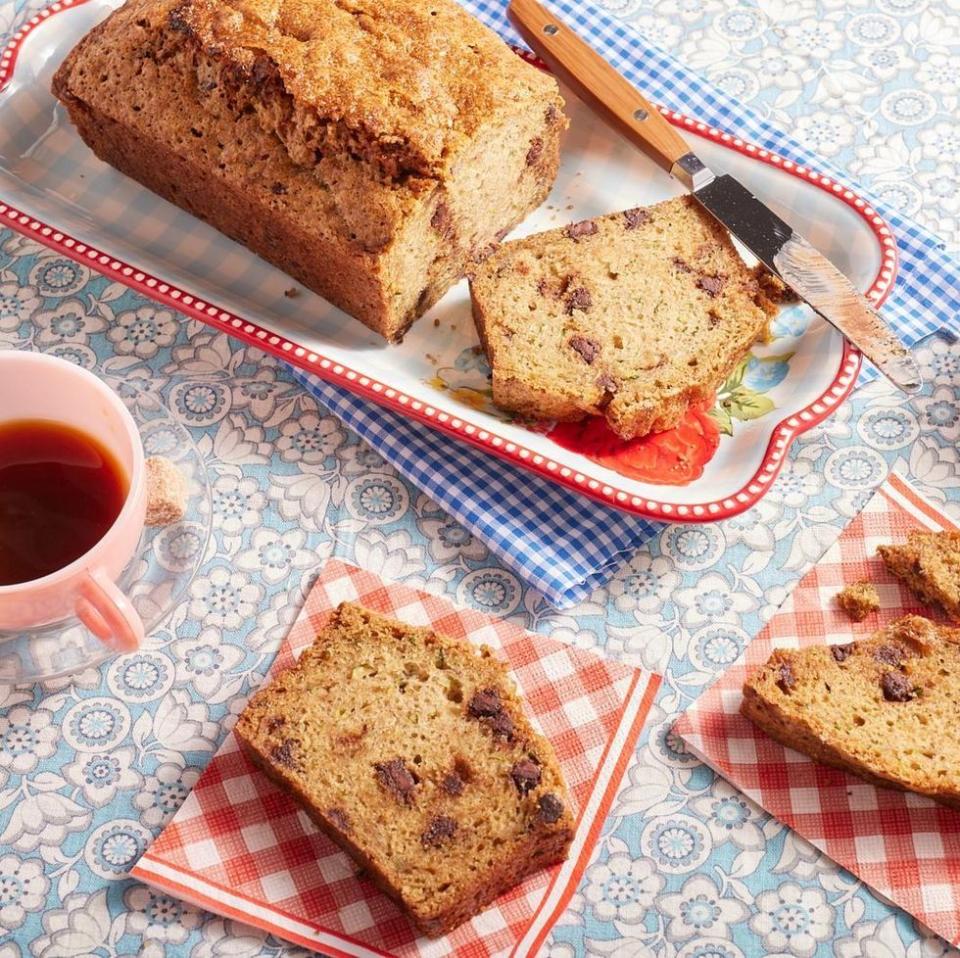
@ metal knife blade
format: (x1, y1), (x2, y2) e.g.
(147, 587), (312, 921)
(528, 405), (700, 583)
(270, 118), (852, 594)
(685, 170), (921, 392)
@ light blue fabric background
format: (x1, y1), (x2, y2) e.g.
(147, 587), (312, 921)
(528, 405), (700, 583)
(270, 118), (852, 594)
(1, 0), (959, 956)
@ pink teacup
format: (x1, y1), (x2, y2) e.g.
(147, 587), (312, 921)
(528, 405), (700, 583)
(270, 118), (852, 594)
(0, 351), (146, 651)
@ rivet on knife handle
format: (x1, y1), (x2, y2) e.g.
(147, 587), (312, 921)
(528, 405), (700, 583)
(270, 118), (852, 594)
(509, 0), (692, 174)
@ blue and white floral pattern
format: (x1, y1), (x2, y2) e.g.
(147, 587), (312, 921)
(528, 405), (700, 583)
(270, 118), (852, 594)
(84, 820), (151, 880)
(749, 883), (835, 958)
(583, 852), (664, 923)
(2, 0), (960, 953)
(660, 874), (749, 942)
(0, 707), (58, 774)
(106, 653), (175, 703)
(61, 699), (131, 753)
(346, 475), (408, 524)
(457, 568), (522, 615)
(0, 855), (49, 932)
(642, 816), (711, 873)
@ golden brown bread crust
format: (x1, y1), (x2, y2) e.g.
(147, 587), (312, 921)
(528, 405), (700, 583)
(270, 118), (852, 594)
(234, 602), (575, 937)
(878, 531), (960, 623)
(741, 615), (960, 808)
(52, 0), (566, 341)
(469, 195), (780, 439)
(169, 0), (560, 182)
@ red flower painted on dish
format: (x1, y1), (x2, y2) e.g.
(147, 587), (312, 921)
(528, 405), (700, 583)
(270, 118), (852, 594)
(548, 399), (721, 486)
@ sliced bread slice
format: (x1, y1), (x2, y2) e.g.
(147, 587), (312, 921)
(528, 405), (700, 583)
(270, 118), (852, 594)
(878, 531), (960, 622)
(234, 602), (574, 937)
(741, 615), (960, 807)
(469, 195), (782, 439)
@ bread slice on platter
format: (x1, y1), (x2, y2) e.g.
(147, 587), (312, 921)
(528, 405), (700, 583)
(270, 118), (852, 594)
(742, 615), (960, 808)
(234, 602), (574, 937)
(469, 195), (782, 439)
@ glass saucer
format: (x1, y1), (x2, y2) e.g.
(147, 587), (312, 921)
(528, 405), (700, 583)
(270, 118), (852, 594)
(0, 408), (212, 683)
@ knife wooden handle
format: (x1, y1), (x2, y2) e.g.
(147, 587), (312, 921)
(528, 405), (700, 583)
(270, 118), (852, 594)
(509, 0), (693, 175)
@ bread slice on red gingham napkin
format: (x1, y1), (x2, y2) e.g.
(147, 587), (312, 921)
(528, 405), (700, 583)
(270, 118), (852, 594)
(675, 472), (960, 947)
(132, 559), (659, 958)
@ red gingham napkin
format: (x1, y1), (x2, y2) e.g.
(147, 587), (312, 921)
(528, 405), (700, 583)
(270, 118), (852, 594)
(132, 559), (658, 957)
(675, 473), (960, 946)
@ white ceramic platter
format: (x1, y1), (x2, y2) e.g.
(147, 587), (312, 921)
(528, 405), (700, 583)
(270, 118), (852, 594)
(0, 0), (897, 521)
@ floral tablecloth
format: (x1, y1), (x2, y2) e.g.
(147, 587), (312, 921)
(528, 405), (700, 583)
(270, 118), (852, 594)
(1, 0), (959, 956)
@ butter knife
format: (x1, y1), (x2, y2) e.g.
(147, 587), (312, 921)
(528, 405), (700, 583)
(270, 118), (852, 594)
(509, 0), (921, 394)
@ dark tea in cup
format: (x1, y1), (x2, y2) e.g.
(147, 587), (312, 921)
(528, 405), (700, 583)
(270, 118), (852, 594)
(0, 419), (128, 586)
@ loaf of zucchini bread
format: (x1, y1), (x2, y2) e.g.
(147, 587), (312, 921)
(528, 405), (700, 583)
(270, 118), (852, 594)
(234, 602), (575, 937)
(52, 0), (566, 341)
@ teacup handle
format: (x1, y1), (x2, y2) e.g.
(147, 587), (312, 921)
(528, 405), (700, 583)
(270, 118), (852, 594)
(75, 568), (144, 652)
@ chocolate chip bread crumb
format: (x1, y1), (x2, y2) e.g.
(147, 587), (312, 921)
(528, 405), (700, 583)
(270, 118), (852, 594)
(234, 602), (574, 937)
(469, 195), (782, 439)
(878, 531), (960, 622)
(741, 615), (960, 807)
(52, 0), (566, 342)
(144, 456), (187, 526)
(835, 581), (880, 621)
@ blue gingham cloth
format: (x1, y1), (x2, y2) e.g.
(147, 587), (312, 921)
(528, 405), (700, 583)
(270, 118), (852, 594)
(295, 0), (960, 610)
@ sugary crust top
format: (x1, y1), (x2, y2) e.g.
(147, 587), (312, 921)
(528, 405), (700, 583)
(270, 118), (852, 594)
(171, 0), (559, 179)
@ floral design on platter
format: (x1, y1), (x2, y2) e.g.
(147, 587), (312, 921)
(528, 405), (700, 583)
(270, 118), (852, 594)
(549, 399), (721, 486)
(544, 343), (794, 487)
(425, 346), (500, 415)
(709, 350), (793, 438)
